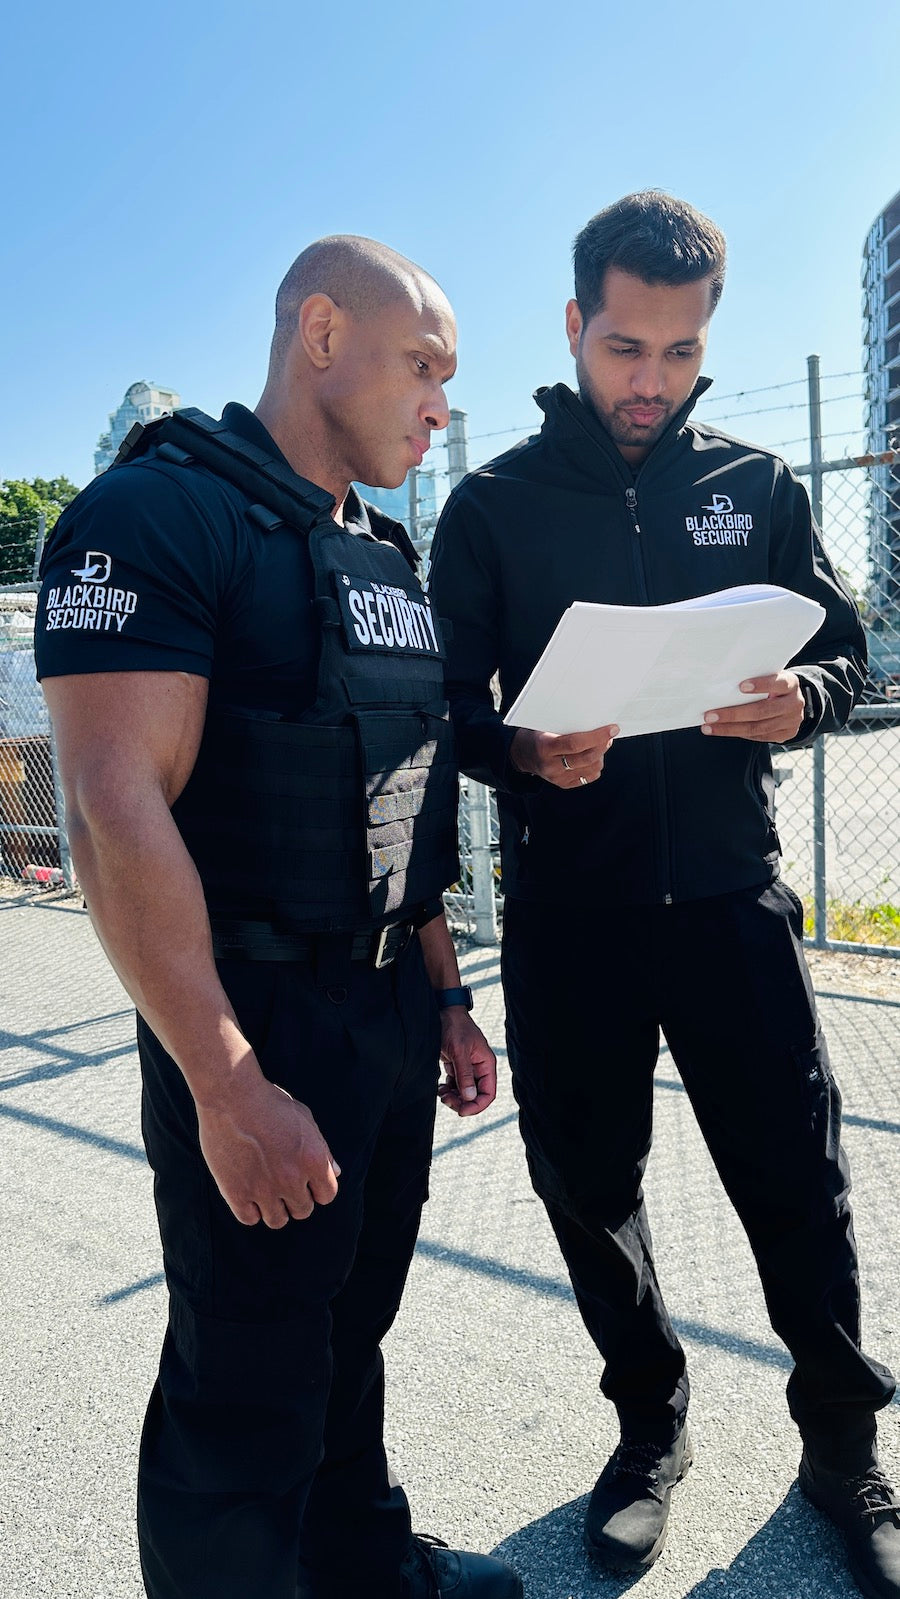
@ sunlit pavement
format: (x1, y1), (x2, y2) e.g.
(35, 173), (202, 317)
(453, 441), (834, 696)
(1, 889), (897, 1598)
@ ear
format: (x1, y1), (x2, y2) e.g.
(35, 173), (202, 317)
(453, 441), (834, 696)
(565, 298), (583, 359)
(298, 293), (344, 370)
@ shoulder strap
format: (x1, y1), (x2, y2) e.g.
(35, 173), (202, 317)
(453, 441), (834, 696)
(111, 409), (335, 534)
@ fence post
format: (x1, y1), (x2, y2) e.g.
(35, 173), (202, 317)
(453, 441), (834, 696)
(407, 467), (419, 545)
(48, 723), (76, 891)
(468, 781), (498, 945)
(32, 513), (47, 581)
(445, 407), (498, 943)
(807, 355), (827, 948)
(446, 409), (469, 490)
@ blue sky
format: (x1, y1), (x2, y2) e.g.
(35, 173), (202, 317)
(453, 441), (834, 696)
(2, 0), (898, 489)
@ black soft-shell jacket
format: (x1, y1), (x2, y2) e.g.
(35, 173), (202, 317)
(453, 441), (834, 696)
(428, 381), (867, 906)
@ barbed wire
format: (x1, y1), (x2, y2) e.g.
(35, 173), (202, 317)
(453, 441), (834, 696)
(426, 371), (868, 453)
(769, 428), (870, 453)
(704, 392), (863, 426)
(695, 370), (863, 406)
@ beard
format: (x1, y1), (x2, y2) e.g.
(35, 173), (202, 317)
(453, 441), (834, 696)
(576, 359), (674, 451)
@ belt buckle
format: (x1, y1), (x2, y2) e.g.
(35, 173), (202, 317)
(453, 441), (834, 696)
(372, 926), (392, 969)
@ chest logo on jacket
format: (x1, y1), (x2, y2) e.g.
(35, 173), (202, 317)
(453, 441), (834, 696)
(685, 493), (754, 547)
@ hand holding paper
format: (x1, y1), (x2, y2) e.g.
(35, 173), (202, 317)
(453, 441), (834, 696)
(509, 723), (618, 787)
(701, 669), (806, 743)
(502, 584), (825, 740)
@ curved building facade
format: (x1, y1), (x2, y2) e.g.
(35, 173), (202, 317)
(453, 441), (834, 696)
(94, 381), (181, 475)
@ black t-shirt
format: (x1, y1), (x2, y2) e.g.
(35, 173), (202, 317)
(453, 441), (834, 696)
(35, 404), (376, 720)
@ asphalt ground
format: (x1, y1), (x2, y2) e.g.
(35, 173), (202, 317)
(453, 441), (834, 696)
(1, 888), (898, 1599)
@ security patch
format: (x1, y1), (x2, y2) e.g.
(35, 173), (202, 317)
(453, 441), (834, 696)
(334, 571), (443, 657)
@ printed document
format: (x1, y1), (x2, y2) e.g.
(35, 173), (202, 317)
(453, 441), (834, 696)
(503, 584), (826, 738)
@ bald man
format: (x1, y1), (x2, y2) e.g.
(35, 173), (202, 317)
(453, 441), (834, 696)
(35, 238), (522, 1599)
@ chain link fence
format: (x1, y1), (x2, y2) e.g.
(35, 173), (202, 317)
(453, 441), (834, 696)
(774, 452), (900, 955)
(4, 398), (899, 957)
(0, 586), (72, 888)
(443, 780), (501, 941)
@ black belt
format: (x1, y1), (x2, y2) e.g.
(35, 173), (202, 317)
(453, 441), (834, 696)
(210, 917), (415, 967)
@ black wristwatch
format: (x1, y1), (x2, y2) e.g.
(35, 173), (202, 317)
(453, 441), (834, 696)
(435, 986), (474, 1011)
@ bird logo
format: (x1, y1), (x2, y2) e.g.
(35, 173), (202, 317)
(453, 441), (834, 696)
(71, 551), (112, 583)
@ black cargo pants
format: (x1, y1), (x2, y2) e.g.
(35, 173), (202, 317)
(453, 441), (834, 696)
(502, 880), (894, 1452)
(136, 934), (440, 1599)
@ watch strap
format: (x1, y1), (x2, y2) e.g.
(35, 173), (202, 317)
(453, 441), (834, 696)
(435, 985), (474, 1011)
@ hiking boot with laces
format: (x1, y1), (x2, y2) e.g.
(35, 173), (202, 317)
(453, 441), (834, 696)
(799, 1449), (900, 1599)
(400, 1533), (524, 1598)
(584, 1425), (693, 1572)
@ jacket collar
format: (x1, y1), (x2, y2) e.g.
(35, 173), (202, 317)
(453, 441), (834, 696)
(533, 377), (713, 482)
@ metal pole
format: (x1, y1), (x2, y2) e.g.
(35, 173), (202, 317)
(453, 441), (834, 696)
(468, 782), (498, 944)
(447, 409), (469, 490)
(48, 722), (76, 890)
(807, 355), (827, 949)
(407, 467), (419, 545)
(445, 412), (498, 942)
(32, 512), (46, 581)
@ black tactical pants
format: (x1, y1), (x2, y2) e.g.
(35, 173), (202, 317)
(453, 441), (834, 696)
(502, 880), (894, 1453)
(136, 935), (440, 1599)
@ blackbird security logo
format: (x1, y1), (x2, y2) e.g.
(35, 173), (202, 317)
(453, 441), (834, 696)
(43, 551), (139, 633)
(685, 492), (754, 547)
(71, 550), (112, 583)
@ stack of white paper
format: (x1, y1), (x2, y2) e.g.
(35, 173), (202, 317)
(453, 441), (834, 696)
(502, 584), (826, 738)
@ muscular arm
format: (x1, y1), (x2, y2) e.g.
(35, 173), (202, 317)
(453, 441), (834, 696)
(43, 671), (339, 1227)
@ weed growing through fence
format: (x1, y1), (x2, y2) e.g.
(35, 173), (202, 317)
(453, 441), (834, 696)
(801, 897), (900, 947)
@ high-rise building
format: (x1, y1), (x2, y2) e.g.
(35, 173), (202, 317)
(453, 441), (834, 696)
(862, 189), (900, 641)
(94, 381), (181, 475)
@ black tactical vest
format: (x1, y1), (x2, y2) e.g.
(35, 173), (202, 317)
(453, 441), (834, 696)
(111, 410), (460, 933)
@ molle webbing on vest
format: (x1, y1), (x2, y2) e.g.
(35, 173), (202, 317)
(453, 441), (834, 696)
(171, 713), (367, 929)
(356, 711), (459, 919)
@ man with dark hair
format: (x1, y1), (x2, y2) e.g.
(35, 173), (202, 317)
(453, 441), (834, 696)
(429, 192), (900, 1597)
(573, 188), (727, 322)
(35, 235), (522, 1599)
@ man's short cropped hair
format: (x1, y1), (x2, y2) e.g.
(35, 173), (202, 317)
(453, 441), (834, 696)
(573, 191), (727, 325)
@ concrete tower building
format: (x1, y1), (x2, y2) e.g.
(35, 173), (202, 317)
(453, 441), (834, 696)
(862, 189), (900, 650)
(94, 381), (181, 475)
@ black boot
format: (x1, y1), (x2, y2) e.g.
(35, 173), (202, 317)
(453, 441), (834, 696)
(400, 1535), (523, 1597)
(800, 1448), (900, 1599)
(297, 1536), (522, 1599)
(584, 1424), (693, 1572)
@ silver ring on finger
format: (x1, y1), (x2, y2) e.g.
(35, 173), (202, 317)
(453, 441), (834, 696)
(561, 755), (571, 770)
(579, 775), (588, 786)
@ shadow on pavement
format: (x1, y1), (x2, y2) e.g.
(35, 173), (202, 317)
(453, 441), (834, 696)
(491, 1483), (849, 1598)
(0, 1097), (146, 1162)
(0, 887), (84, 916)
(491, 1491), (641, 1598)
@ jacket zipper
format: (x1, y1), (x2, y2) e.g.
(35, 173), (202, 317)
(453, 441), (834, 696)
(624, 486), (674, 904)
